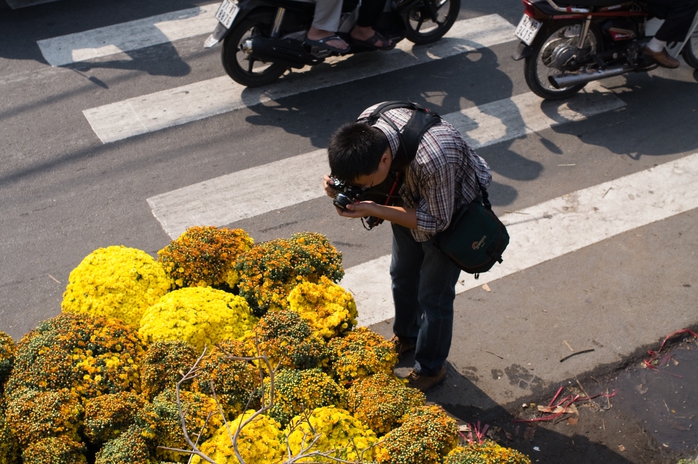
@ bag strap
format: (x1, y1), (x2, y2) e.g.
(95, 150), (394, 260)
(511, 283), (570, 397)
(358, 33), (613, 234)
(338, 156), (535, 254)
(365, 103), (494, 217)
(362, 101), (425, 125)
(359, 101), (441, 171)
(480, 183), (492, 210)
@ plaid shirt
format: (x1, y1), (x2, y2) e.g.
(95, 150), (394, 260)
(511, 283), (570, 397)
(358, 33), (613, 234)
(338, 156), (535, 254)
(359, 104), (492, 242)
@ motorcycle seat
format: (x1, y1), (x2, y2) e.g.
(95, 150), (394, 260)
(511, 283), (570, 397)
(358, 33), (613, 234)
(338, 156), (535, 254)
(542, 0), (631, 8)
(530, 0), (637, 17)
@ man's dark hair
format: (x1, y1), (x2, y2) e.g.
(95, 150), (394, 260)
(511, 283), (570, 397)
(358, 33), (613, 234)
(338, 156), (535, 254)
(327, 122), (389, 182)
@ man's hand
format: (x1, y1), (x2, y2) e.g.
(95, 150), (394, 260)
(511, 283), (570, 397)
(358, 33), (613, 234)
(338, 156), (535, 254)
(323, 175), (338, 198)
(336, 201), (377, 218)
(323, 174), (416, 229)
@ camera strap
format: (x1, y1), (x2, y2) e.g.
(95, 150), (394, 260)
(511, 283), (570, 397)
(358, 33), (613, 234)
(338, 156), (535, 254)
(360, 101), (442, 171)
(361, 170), (403, 230)
(357, 101), (441, 230)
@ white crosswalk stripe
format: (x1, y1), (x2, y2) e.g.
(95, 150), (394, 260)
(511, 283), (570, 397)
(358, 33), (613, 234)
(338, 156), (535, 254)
(348, 153), (698, 325)
(146, 81), (625, 239)
(82, 14), (516, 143)
(37, 7), (698, 331)
(37, 4), (219, 66)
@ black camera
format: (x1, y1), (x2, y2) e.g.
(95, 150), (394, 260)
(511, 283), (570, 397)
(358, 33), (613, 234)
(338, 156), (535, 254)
(328, 173), (405, 230)
(329, 177), (367, 211)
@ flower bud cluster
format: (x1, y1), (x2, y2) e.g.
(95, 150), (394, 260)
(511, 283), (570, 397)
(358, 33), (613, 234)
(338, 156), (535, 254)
(0, 226), (528, 463)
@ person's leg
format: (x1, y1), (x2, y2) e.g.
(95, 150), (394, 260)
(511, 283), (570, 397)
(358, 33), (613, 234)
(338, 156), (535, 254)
(350, 0), (392, 48)
(412, 237), (461, 376)
(654, 0), (698, 43)
(390, 223), (423, 343)
(350, 25), (392, 48)
(356, 0), (385, 28)
(643, 0), (698, 67)
(311, 0), (343, 32)
(307, 0), (348, 50)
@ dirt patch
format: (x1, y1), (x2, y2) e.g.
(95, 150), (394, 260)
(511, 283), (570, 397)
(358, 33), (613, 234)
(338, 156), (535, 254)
(444, 336), (698, 464)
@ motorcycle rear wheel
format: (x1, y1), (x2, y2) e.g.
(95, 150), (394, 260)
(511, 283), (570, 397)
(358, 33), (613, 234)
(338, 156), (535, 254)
(681, 33), (698, 69)
(524, 22), (602, 100)
(404, 0), (460, 45)
(222, 15), (290, 87)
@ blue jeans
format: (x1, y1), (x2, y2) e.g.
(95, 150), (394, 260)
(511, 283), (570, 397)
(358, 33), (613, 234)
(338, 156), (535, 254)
(390, 223), (462, 376)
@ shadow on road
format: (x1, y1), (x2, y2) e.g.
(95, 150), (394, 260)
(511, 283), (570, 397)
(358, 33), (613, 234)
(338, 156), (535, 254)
(242, 46), (552, 210)
(0, 0), (201, 73)
(391, 354), (642, 464)
(548, 74), (698, 160)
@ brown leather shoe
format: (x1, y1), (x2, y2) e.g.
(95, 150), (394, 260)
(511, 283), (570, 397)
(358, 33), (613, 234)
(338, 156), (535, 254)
(405, 366), (447, 392)
(389, 335), (416, 358)
(642, 45), (680, 69)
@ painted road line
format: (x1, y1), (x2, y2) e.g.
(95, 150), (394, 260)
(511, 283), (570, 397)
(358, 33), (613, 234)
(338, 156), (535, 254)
(346, 153), (698, 326)
(148, 148), (328, 238)
(84, 14), (515, 143)
(37, 4), (219, 67)
(147, 82), (625, 239)
(453, 81), (626, 149)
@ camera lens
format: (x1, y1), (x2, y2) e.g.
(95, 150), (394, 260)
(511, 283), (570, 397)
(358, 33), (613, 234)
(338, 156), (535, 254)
(333, 193), (352, 210)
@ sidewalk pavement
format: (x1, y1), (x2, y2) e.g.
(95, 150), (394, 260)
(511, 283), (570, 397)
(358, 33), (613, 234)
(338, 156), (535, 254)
(369, 207), (698, 416)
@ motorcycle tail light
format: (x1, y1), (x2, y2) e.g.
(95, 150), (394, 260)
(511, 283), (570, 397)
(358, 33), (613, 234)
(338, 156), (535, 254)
(522, 0), (551, 20)
(522, 0), (536, 16)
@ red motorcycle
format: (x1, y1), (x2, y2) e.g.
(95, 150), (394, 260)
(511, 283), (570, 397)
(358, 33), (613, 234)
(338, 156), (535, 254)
(512, 0), (698, 100)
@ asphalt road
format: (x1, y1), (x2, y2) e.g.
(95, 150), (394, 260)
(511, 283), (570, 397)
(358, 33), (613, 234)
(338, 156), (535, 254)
(1, 0), (697, 460)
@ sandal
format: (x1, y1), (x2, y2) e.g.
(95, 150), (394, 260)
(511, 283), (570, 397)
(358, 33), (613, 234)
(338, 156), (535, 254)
(350, 31), (395, 51)
(303, 34), (351, 54)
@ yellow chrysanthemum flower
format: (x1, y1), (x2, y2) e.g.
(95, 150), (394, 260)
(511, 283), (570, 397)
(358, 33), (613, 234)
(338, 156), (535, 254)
(158, 226), (253, 289)
(328, 327), (398, 386)
(192, 410), (285, 464)
(62, 245), (172, 327)
(139, 287), (257, 352)
(375, 405), (459, 464)
(285, 406), (378, 462)
(287, 276), (357, 339)
(235, 232), (344, 317)
(446, 441), (532, 464)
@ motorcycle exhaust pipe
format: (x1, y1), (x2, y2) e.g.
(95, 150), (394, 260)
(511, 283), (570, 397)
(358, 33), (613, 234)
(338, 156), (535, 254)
(243, 36), (319, 68)
(549, 64), (634, 88)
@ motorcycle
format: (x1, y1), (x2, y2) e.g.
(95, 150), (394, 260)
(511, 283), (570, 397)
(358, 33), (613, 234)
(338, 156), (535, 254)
(203, 0), (460, 86)
(512, 0), (698, 100)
